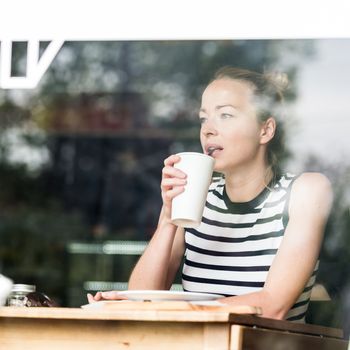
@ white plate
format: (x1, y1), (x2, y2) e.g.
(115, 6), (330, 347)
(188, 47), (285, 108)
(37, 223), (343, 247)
(116, 290), (222, 301)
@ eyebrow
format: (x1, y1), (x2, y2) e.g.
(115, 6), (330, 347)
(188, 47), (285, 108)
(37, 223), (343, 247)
(199, 104), (236, 113)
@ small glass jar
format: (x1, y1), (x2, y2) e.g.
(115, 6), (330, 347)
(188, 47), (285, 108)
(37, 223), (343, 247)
(7, 284), (36, 307)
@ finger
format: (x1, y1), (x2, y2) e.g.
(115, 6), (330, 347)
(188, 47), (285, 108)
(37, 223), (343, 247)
(161, 178), (187, 189)
(87, 293), (96, 303)
(100, 291), (127, 300)
(93, 291), (103, 301)
(163, 186), (185, 201)
(162, 165), (187, 179)
(163, 154), (181, 166)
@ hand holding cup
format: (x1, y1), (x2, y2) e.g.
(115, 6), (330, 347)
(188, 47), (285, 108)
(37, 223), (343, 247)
(160, 154), (188, 220)
(170, 152), (214, 228)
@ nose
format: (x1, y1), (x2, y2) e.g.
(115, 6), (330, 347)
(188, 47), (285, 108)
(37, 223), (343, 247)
(201, 117), (218, 137)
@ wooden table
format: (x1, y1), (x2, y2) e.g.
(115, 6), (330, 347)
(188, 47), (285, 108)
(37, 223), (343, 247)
(0, 305), (348, 349)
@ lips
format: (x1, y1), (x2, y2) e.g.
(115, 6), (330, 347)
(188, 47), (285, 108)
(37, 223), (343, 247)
(206, 144), (223, 156)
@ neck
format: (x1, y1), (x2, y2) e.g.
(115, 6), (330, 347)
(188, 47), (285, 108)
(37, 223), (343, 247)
(224, 164), (273, 203)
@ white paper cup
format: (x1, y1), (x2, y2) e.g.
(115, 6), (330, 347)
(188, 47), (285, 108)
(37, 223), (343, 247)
(171, 152), (214, 228)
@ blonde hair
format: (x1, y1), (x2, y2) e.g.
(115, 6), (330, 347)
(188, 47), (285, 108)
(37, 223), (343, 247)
(211, 66), (289, 181)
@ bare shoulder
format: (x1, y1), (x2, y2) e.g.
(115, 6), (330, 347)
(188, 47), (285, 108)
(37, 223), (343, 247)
(290, 172), (333, 215)
(293, 172), (332, 196)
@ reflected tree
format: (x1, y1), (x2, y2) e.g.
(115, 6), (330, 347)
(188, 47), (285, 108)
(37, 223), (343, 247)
(0, 40), (316, 306)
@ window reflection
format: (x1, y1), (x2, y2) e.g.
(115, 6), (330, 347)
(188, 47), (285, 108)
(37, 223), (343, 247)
(0, 39), (349, 333)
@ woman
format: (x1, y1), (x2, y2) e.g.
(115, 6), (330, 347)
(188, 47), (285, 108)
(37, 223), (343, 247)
(88, 67), (333, 322)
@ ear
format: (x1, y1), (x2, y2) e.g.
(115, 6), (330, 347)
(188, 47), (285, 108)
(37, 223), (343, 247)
(260, 117), (276, 145)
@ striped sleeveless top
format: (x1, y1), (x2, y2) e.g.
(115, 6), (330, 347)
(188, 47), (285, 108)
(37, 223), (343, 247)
(182, 173), (317, 322)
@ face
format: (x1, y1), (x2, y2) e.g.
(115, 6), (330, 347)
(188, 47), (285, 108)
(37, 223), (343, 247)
(199, 78), (266, 174)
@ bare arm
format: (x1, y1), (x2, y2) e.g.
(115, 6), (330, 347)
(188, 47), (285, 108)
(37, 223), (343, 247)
(218, 173), (333, 319)
(88, 154), (187, 302)
(128, 154), (189, 289)
(128, 218), (185, 290)
(129, 154), (188, 289)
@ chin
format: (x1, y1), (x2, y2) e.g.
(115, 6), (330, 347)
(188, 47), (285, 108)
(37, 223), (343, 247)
(213, 165), (224, 174)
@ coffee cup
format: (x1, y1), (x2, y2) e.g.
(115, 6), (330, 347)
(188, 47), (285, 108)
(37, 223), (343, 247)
(171, 152), (214, 228)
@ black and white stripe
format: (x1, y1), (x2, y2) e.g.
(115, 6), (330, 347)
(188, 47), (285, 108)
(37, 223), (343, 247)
(182, 173), (318, 322)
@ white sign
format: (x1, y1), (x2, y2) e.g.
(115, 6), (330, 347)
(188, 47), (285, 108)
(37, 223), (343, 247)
(1, 0), (350, 88)
(0, 40), (64, 89)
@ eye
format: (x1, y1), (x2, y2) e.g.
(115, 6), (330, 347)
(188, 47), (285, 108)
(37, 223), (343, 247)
(199, 116), (207, 124)
(220, 113), (233, 119)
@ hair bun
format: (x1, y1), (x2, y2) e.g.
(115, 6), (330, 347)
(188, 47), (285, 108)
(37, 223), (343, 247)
(264, 71), (289, 91)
